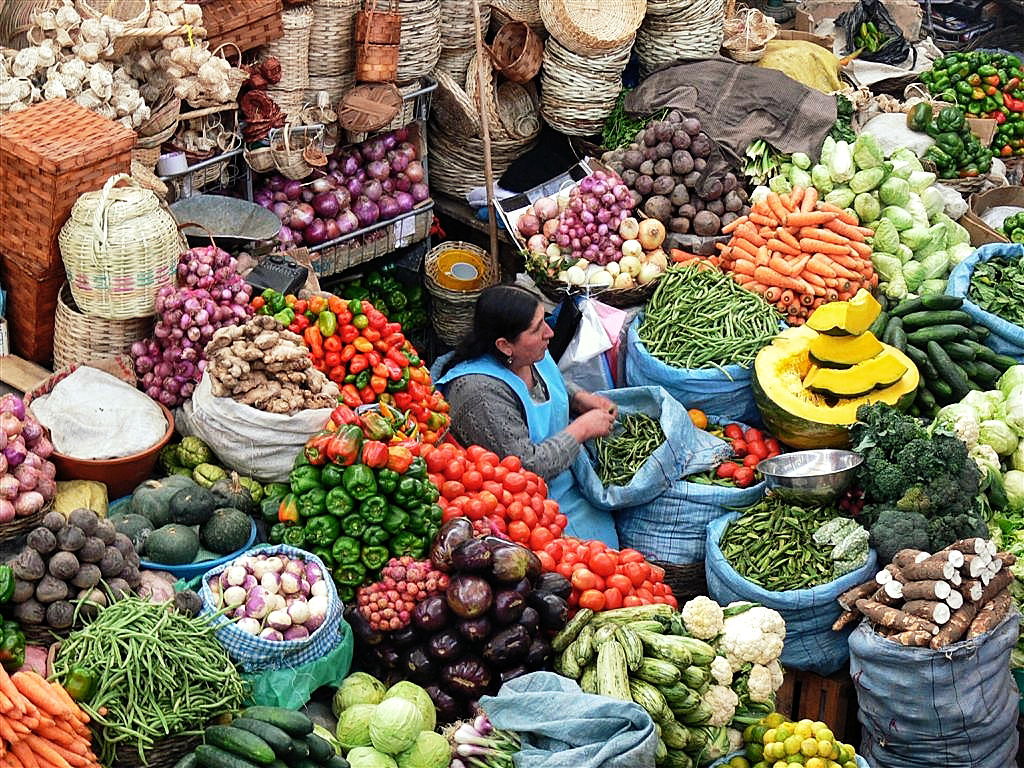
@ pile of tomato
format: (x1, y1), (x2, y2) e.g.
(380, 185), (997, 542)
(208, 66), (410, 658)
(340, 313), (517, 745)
(714, 423), (783, 488)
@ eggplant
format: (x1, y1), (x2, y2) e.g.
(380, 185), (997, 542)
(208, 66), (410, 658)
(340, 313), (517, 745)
(404, 645), (439, 684)
(512, 577), (532, 597)
(430, 518), (475, 572)
(427, 629), (464, 661)
(442, 657), (492, 698)
(426, 685), (461, 725)
(517, 606), (540, 635)
(452, 538), (492, 573)
(527, 591), (568, 631)
(486, 539), (540, 584)
(458, 616), (492, 643)
(389, 626), (419, 647)
(525, 638), (552, 668)
(375, 644), (402, 669)
(482, 625), (530, 668)
(500, 666), (528, 684)
(412, 595), (450, 633)
(447, 574), (492, 618)
(345, 607), (384, 646)
(533, 572), (571, 599)
(491, 590), (525, 624)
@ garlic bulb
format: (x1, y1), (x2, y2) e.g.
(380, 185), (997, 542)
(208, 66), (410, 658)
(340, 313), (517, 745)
(43, 77), (68, 100)
(54, 3), (82, 28)
(79, 18), (106, 44)
(155, 0), (185, 11)
(88, 63), (113, 99)
(12, 48), (43, 78)
(73, 41), (102, 63)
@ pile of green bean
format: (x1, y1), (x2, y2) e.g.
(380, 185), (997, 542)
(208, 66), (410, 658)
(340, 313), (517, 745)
(718, 498), (837, 591)
(52, 597), (249, 765)
(638, 265), (781, 369)
(594, 412), (665, 487)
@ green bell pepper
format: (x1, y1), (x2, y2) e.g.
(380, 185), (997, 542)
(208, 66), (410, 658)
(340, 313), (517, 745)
(978, 63), (998, 77)
(290, 464), (323, 495)
(343, 464), (377, 501)
(312, 547), (335, 569)
(282, 526), (307, 548)
(936, 106), (966, 133)
(407, 457), (427, 480)
(422, 483), (440, 504)
(63, 666), (97, 701)
(321, 463), (346, 489)
(362, 525), (389, 546)
(332, 536), (362, 565)
(361, 546), (390, 571)
(358, 495), (389, 524)
(376, 468), (399, 496)
(264, 482), (290, 501)
(341, 514), (368, 539)
(354, 370), (371, 391)
(332, 562), (367, 588)
(260, 497), (282, 524)
(0, 565), (14, 603)
(390, 532), (426, 559)
(382, 508), (409, 534)
(297, 487), (328, 519)
(326, 486), (356, 517)
(0, 620), (25, 672)
(304, 515), (341, 548)
(318, 310), (337, 337)
(386, 369), (410, 393)
(394, 477), (422, 508)
(406, 507), (429, 535)
(936, 132), (965, 158)
(268, 523), (287, 545)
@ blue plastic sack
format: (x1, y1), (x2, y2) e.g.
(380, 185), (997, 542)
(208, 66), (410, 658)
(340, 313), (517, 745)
(946, 242), (1024, 361)
(572, 386), (723, 511)
(711, 751), (871, 767)
(849, 610), (1019, 768)
(705, 513), (878, 675)
(624, 316), (762, 425)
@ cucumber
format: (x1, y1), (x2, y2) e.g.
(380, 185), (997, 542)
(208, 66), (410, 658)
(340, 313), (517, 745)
(927, 341), (970, 399)
(194, 745), (263, 768)
(241, 708), (313, 738)
(906, 324), (972, 344)
(968, 341), (1017, 371)
(326, 758), (350, 768)
(970, 324), (990, 339)
(962, 326), (980, 341)
(173, 755), (200, 768)
(916, 386), (937, 415)
(882, 316), (903, 347)
(959, 360), (978, 378)
(919, 294), (964, 310)
(889, 297), (924, 317)
(972, 360), (1001, 384)
(903, 344), (938, 378)
(230, 719), (293, 758)
(867, 311), (889, 339)
(288, 739), (310, 760)
(889, 322), (907, 352)
(303, 733), (333, 762)
(943, 342), (976, 361)
(927, 378), (953, 400)
(899, 310), (973, 329)
(289, 761), (318, 768)
(205, 727), (276, 765)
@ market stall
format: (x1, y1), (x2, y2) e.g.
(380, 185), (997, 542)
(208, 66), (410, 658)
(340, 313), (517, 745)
(1, 0), (1024, 766)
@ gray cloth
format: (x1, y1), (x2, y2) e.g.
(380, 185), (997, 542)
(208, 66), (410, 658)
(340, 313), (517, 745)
(445, 370), (581, 480)
(625, 57), (837, 164)
(480, 672), (658, 768)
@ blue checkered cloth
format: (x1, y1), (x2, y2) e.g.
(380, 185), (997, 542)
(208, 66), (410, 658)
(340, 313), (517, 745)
(200, 544), (344, 673)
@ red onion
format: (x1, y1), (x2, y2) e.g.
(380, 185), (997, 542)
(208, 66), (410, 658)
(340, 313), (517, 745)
(337, 210), (359, 234)
(411, 182), (430, 202)
(341, 154), (360, 176)
(324, 218), (341, 240)
(271, 201), (291, 219)
(389, 152), (409, 173)
(266, 174), (286, 192)
(366, 160), (390, 181)
(311, 176), (333, 194)
(394, 175), (411, 193)
(283, 180), (303, 200)
(383, 133), (398, 151)
(381, 177), (395, 195)
(278, 225), (297, 246)
(255, 190), (273, 208)
(393, 127), (410, 142)
(379, 195), (400, 220)
(363, 138), (386, 161)
(332, 187), (351, 211)
(394, 191), (415, 213)
(364, 179), (383, 202)
(312, 191), (340, 219)
(304, 218), (328, 245)
(289, 203), (315, 230)
(0, 395), (26, 421)
(405, 161), (425, 183)
(301, 189), (315, 203)
(353, 197), (379, 227)
(346, 177), (364, 199)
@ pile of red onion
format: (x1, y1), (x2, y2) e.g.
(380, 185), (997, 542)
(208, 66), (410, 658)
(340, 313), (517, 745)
(131, 245), (253, 408)
(0, 394), (55, 523)
(254, 128), (429, 247)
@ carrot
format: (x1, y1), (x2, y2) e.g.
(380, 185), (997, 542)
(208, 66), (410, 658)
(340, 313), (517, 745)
(800, 186), (819, 212)
(804, 255), (835, 278)
(24, 736), (73, 768)
(799, 227), (848, 245)
(799, 237), (856, 256)
(767, 238), (800, 257)
(765, 192), (789, 222)
(826, 254), (869, 278)
(824, 217), (867, 241)
(731, 259), (756, 276)
(837, 290), (854, 301)
(780, 289), (795, 306)
(800, 293), (815, 306)
(731, 236), (760, 259)
(777, 227), (801, 252)
(754, 266), (808, 293)
(0, 714), (20, 743)
(817, 202), (858, 225)
(789, 316), (805, 326)
(763, 286), (780, 303)
(11, 741), (40, 768)
(737, 223), (767, 246)
(769, 254), (796, 275)
(811, 297), (826, 309)
(848, 240), (872, 258)
(749, 212), (779, 227)
(745, 281), (769, 295)
(826, 288), (839, 302)
(721, 215), (748, 234)
(46, 743), (91, 767)
(788, 185), (805, 210)
(34, 726), (76, 749)
(732, 272), (755, 284)
(784, 211), (836, 228)
(756, 245), (771, 266)
(12, 674), (66, 718)
(0, 667), (24, 714)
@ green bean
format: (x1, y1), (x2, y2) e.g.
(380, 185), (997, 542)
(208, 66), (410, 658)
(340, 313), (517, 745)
(594, 412), (666, 487)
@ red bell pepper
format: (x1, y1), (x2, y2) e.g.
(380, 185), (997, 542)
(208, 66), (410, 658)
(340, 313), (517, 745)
(360, 386), (376, 404)
(367, 351), (382, 367)
(370, 375), (387, 394)
(328, 296), (346, 314)
(328, 424), (363, 466)
(362, 327), (382, 344)
(304, 431), (334, 465)
(340, 344), (356, 363)
(339, 325), (359, 343)
(325, 351), (342, 369)
(387, 347), (409, 367)
(383, 359), (403, 380)
(349, 354), (369, 374)
(304, 327), (324, 359)
(278, 494), (299, 523)
(353, 337), (374, 353)
(386, 445), (414, 473)
(328, 365), (346, 384)
(341, 385), (362, 407)
(331, 404), (360, 426)
(323, 335), (342, 353)
(360, 440), (389, 469)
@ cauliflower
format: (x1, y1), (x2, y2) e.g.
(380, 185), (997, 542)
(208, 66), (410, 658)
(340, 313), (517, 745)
(746, 664), (774, 703)
(702, 684), (739, 727)
(681, 596), (724, 639)
(727, 728), (744, 753)
(766, 659), (784, 690)
(931, 402), (980, 449)
(718, 604), (786, 670)
(710, 656), (733, 686)
(970, 443), (1001, 479)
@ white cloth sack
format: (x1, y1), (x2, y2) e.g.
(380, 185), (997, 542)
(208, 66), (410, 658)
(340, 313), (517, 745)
(179, 371), (335, 482)
(861, 112), (935, 158)
(30, 368), (167, 460)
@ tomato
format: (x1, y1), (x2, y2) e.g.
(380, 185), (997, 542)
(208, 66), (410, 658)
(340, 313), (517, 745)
(578, 589), (606, 611)
(441, 480), (465, 498)
(635, 587), (654, 602)
(504, 472), (527, 493)
(649, 563), (664, 581)
(723, 423), (744, 440)
(462, 470), (483, 492)
(444, 460), (465, 481)
(556, 562), (574, 579)
(733, 467), (756, 488)
(508, 521), (531, 543)
(477, 491), (498, 514)
(536, 550), (556, 571)
(525, 479), (538, 497)
(619, 548), (645, 564)
(506, 501), (524, 520)
(603, 587), (624, 610)
(530, 526), (554, 550)
(554, 513), (568, 531)
(716, 461), (739, 479)
(465, 499), (487, 520)
(747, 440), (768, 460)
(466, 445), (487, 462)
(493, 466), (509, 483)
(765, 438), (781, 454)
(624, 562), (650, 587)
(607, 573), (632, 593)
(482, 480), (503, 498)
(744, 427), (763, 443)
(571, 568), (599, 591)
(623, 595), (643, 607)
(731, 439), (748, 457)
(664, 594), (678, 609)
(478, 461), (496, 480)
(743, 454), (760, 468)
(562, 551), (579, 566)
(500, 455), (522, 472)
(425, 450), (449, 473)
(545, 539), (564, 560)
(589, 552), (617, 578)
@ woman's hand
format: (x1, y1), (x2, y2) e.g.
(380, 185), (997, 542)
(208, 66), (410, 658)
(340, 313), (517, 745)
(567, 407), (616, 443)
(572, 391), (618, 418)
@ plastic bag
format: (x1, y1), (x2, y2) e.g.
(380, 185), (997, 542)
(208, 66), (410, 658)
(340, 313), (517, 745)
(836, 0), (910, 65)
(705, 513), (878, 675)
(849, 610), (1019, 768)
(558, 299), (618, 393)
(945, 242), (1024, 360)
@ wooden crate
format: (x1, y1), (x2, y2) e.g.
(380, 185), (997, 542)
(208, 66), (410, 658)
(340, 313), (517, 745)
(0, 256), (65, 363)
(200, 0), (284, 51)
(775, 667), (859, 743)
(0, 101), (134, 280)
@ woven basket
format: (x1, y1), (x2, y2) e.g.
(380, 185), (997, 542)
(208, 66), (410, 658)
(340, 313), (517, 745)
(490, 0), (544, 34)
(540, 35), (631, 136)
(496, 80), (540, 139)
(440, 0), (489, 48)
(489, 20), (543, 84)
(538, 0), (644, 56)
(53, 283), (154, 370)
(130, 159), (169, 199)
(137, 93), (181, 138)
(308, 0), (361, 82)
(636, 0), (725, 77)
(435, 46), (475, 87)
(425, 240), (500, 345)
(339, 82), (403, 132)
(270, 125), (315, 179)
(652, 560), (707, 603)
(243, 143), (276, 172)
(396, 0), (442, 83)
(644, 0), (687, 15)
(113, 733), (204, 768)
(534, 273), (658, 308)
(355, 0), (401, 82)
(185, 42), (249, 109)
(76, 0), (150, 27)
(726, 46), (765, 62)
(133, 120), (177, 170)
(428, 116), (537, 196)
(58, 173), (184, 319)
(0, 502), (50, 548)
(261, 4), (314, 92)
(431, 68), (482, 136)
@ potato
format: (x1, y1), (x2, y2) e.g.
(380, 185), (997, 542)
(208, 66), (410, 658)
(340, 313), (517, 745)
(693, 210), (722, 237)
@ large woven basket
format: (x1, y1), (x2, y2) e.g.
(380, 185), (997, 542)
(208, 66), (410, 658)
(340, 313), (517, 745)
(490, 0), (544, 34)
(428, 116), (537, 197)
(425, 240), (500, 345)
(53, 283), (155, 371)
(0, 502), (50, 549)
(355, 0), (402, 82)
(440, 0), (490, 48)
(540, 35), (631, 136)
(538, 0), (644, 56)
(261, 4), (314, 113)
(489, 20), (543, 84)
(534, 273), (658, 308)
(636, 0), (725, 77)
(395, 0), (442, 82)
(436, 46), (476, 87)
(58, 174), (184, 320)
(308, 0), (361, 87)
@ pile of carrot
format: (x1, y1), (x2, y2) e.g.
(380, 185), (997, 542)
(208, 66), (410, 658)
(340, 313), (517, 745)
(716, 185), (879, 325)
(0, 665), (100, 768)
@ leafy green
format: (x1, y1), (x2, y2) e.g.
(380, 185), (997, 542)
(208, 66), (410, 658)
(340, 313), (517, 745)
(872, 218), (901, 255)
(968, 258), (1024, 326)
(852, 134), (884, 170)
(879, 177), (910, 207)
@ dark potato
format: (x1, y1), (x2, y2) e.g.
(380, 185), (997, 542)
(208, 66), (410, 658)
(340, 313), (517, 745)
(634, 175), (655, 197)
(693, 210), (722, 237)
(653, 121), (674, 142)
(638, 159), (655, 177)
(622, 149), (644, 171)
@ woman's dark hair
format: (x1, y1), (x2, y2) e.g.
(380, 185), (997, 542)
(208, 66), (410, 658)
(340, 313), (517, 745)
(439, 285), (540, 375)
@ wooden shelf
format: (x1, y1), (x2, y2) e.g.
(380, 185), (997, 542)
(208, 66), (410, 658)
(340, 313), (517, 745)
(0, 355), (52, 393)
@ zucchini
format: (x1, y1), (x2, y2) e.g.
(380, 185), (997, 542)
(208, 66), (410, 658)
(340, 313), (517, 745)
(615, 625), (644, 672)
(629, 678), (671, 723)
(573, 624), (595, 666)
(241, 708), (313, 738)
(325, 758), (350, 768)
(927, 340), (970, 399)
(593, 625), (618, 647)
(596, 640), (631, 701)
(194, 746), (263, 768)
(927, 378), (953, 400)
(173, 755), (200, 768)
(635, 657), (681, 685)
(303, 734), (333, 762)
(205, 726), (276, 765)
(943, 342), (975, 361)
(915, 386), (937, 415)
(970, 324), (990, 339)
(906, 324), (972, 344)
(552, 607), (593, 651)
(919, 294), (964, 310)
(681, 665), (711, 690)
(580, 663), (598, 693)
(968, 341), (1017, 370)
(660, 719), (690, 750)
(627, 620), (666, 633)
(903, 344), (938, 378)
(230, 718), (293, 758)
(660, 682), (701, 712)
(635, 631), (693, 667)
(867, 311), (889, 339)
(972, 360), (1001, 384)
(899, 310), (973, 329)
(673, 637), (717, 666)
(881, 316), (903, 347)
(588, 604), (675, 627)
(556, 645), (582, 679)
(889, 297), (924, 317)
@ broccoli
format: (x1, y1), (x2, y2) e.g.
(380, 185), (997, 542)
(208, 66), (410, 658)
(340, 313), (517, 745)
(896, 470), (980, 519)
(860, 453), (913, 502)
(927, 512), (988, 553)
(868, 507), (931, 564)
(852, 404), (927, 456)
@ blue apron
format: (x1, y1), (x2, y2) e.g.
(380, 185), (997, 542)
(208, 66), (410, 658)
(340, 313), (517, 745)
(437, 353), (619, 546)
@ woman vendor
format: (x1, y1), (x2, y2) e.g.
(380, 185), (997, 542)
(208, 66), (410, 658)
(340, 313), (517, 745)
(436, 285), (619, 545)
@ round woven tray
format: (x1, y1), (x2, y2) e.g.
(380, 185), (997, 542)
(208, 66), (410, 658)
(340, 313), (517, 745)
(425, 240), (500, 345)
(432, 68), (483, 136)
(533, 273), (658, 308)
(539, 0), (645, 56)
(490, 0), (545, 34)
(0, 502), (49, 547)
(436, 46), (476, 87)
(497, 80), (541, 139)
(53, 283), (155, 371)
(540, 36), (631, 136)
(338, 82), (403, 132)
(490, 20), (544, 84)
(652, 560), (708, 604)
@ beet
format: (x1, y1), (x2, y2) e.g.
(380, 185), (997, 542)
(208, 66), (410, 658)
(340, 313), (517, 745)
(652, 175), (675, 196)
(681, 117), (702, 136)
(643, 195), (672, 222)
(670, 184), (690, 207)
(691, 132), (712, 158)
(653, 158), (673, 178)
(622, 149), (643, 171)
(653, 121), (674, 142)
(667, 109), (683, 124)
(693, 157), (707, 173)
(705, 198), (725, 217)
(655, 141), (674, 160)
(683, 170), (702, 188)
(671, 130), (691, 150)
(621, 169), (638, 186)
(721, 212), (739, 229)
(634, 175), (654, 196)
(669, 217), (691, 234)
(702, 178), (724, 201)
(724, 190), (744, 212)
(671, 150), (694, 176)
(643, 127), (659, 147)
(638, 160), (655, 177)
(693, 210), (722, 237)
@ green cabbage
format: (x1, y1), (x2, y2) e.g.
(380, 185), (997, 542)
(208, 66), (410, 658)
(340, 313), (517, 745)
(918, 278), (947, 295)
(769, 175), (792, 195)
(820, 136), (837, 167)
(825, 188), (856, 209)
(908, 170), (938, 194)
(853, 134), (884, 170)
(979, 419), (1019, 456)
(829, 140), (855, 182)
(916, 224), (949, 260)
(946, 219), (970, 246)
(997, 367), (1024, 400)
(962, 390), (1005, 422)
(900, 226), (933, 251)
(337, 704), (378, 750)
(1012, 442), (1024, 472)
(790, 166), (813, 190)
(369, 698), (424, 756)
(348, 747), (399, 768)
(890, 147), (922, 169)
(871, 252), (903, 283)
(396, 732), (451, 768)
(883, 272), (909, 299)
(872, 218), (900, 254)
(1004, 469), (1024, 512)
(811, 164), (833, 194)
(903, 260), (926, 291)
(890, 163), (913, 181)
(921, 186), (945, 221)
(792, 152), (812, 170)
(949, 242), (974, 265)
(882, 206), (915, 231)
(779, 162), (794, 177)
(854, 192), (880, 223)
(919, 250), (949, 281)
(383, 682), (436, 732)
(905, 195), (930, 228)
(879, 177), (910, 207)
(850, 168), (885, 194)
(1006, 387), (1024, 437)
(334, 673), (387, 715)
(896, 243), (915, 264)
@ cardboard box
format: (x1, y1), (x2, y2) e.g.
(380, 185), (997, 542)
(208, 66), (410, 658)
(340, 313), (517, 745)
(796, 0), (923, 43)
(959, 186), (1024, 247)
(775, 29), (835, 50)
(966, 117), (998, 148)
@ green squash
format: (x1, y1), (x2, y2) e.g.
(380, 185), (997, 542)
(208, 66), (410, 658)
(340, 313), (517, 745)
(145, 524), (200, 565)
(112, 514), (154, 552)
(210, 474), (257, 515)
(168, 486), (219, 526)
(200, 508), (253, 555)
(129, 475), (196, 527)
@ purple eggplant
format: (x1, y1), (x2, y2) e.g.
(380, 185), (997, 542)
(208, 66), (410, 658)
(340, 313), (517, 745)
(427, 629), (464, 661)
(446, 574), (492, 618)
(517, 606), (540, 635)
(482, 624), (530, 668)
(533, 572), (571, 599)
(500, 665), (528, 684)
(346, 606), (384, 646)
(512, 577), (532, 597)
(525, 638), (552, 668)
(491, 590), (526, 625)
(442, 657), (491, 698)
(527, 591), (569, 630)
(412, 595), (450, 633)
(430, 518), (475, 572)
(389, 626), (419, 647)
(404, 645), (439, 684)
(457, 616), (492, 643)
(426, 685), (462, 725)
(452, 538), (493, 573)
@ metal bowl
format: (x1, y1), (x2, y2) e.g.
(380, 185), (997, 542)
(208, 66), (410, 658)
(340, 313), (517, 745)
(758, 449), (863, 505)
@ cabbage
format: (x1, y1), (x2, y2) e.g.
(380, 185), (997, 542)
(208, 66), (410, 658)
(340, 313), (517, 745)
(871, 252), (903, 282)
(792, 152), (812, 170)
(979, 419), (1019, 456)
(854, 192), (880, 223)
(879, 177), (910, 207)
(905, 195), (930, 228)
(825, 188), (856, 209)
(882, 205), (915, 231)
(829, 140), (855, 182)
(790, 166), (812, 190)
(999, 367), (1024, 399)
(369, 698), (424, 755)
(970, 443), (1002, 477)
(916, 224), (949, 260)
(890, 147), (922, 169)
(1006, 387), (1024, 436)
(949, 242), (974, 265)
(872, 218), (900, 254)
(335, 673), (387, 715)
(396, 732), (450, 768)
(908, 170), (938, 193)
(901, 226), (933, 251)
(337, 704), (378, 750)
(890, 163), (913, 181)
(769, 175), (792, 195)
(853, 134), (884, 170)
(946, 219), (970, 246)
(1005, 469), (1024, 512)
(961, 390), (1005, 422)
(811, 164), (833, 194)
(1012, 442), (1024, 472)
(883, 272), (909, 299)
(820, 136), (837, 167)
(383, 682), (436, 732)
(896, 243), (915, 264)
(918, 278), (947, 295)
(921, 186), (945, 221)
(903, 260), (925, 291)
(851, 168), (885, 194)
(348, 746), (399, 768)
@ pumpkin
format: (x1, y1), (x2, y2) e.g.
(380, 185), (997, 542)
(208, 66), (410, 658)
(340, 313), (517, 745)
(806, 289), (881, 337)
(804, 350), (908, 398)
(808, 331), (883, 368)
(210, 473), (256, 515)
(752, 325), (919, 449)
(167, 486), (219, 526)
(129, 475), (196, 527)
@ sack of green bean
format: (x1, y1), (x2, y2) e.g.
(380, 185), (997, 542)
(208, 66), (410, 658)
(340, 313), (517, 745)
(625, 265), (783, 424)
(571, 386), (723, 510)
